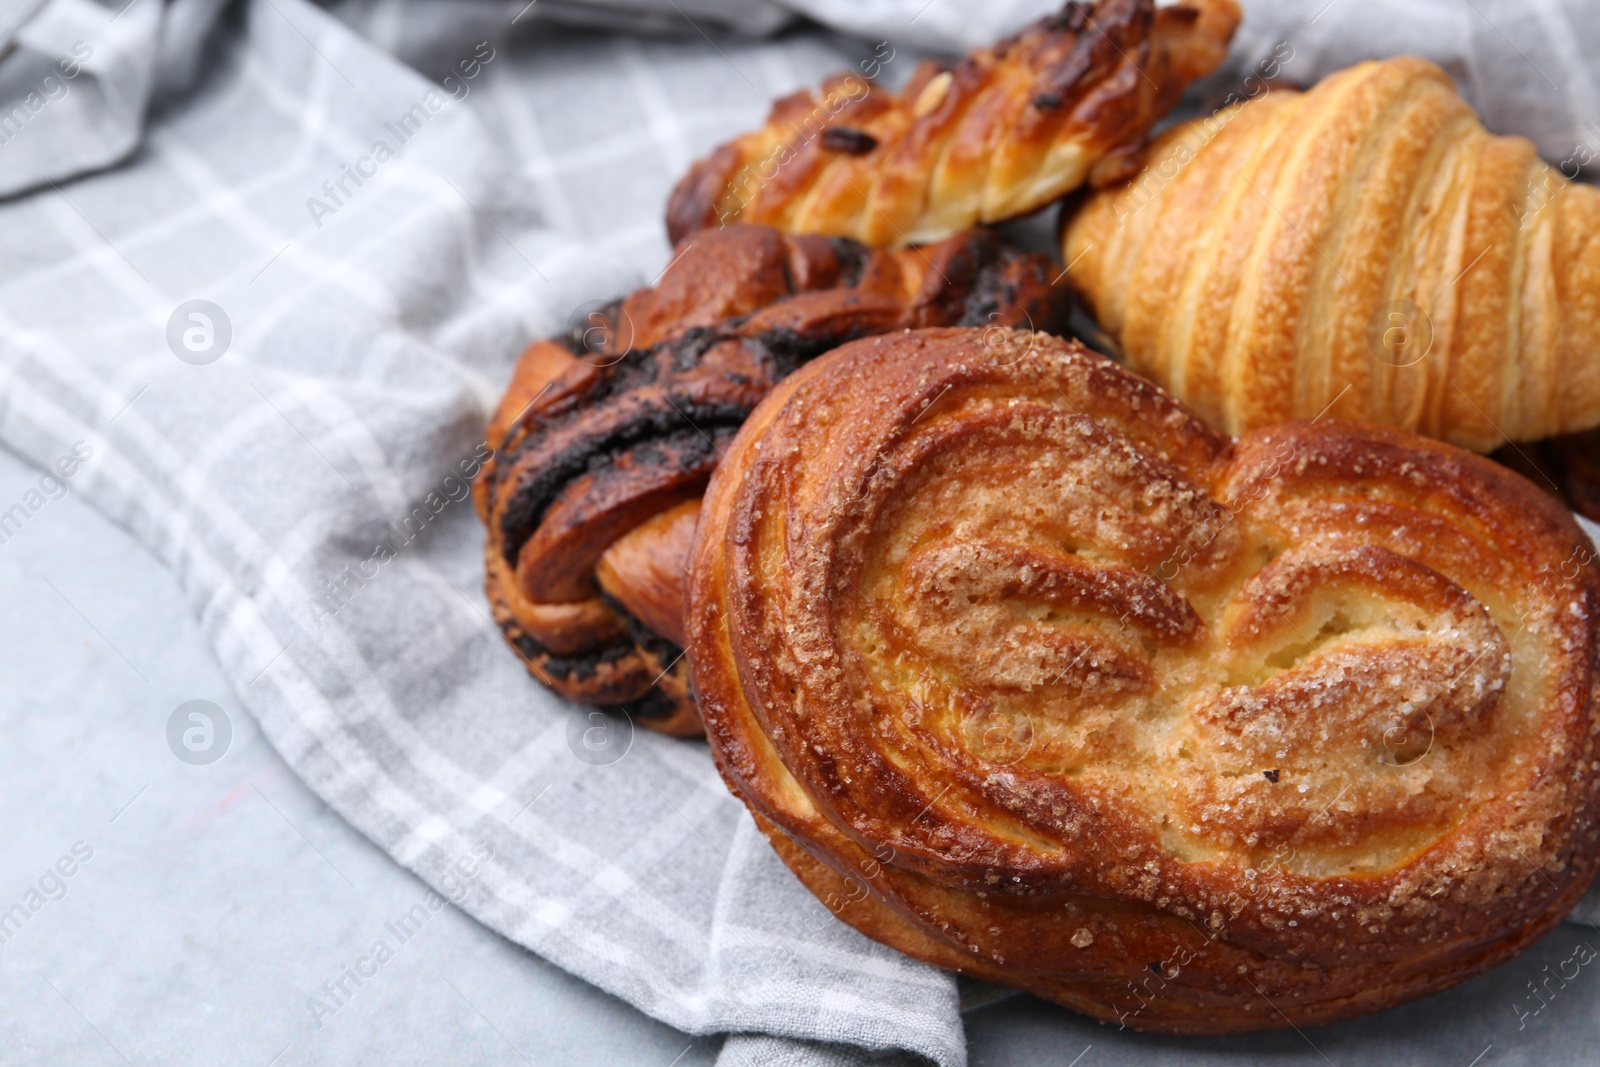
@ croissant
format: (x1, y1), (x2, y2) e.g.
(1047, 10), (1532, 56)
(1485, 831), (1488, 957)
(1062, 56), (1600, 453)
(687, 325), (1600, 1033)
(666, 0), (1240, 248)
(477, 224), (1069, 735)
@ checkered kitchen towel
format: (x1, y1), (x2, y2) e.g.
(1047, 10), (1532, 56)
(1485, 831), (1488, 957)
(1, 2), (1598, 1065)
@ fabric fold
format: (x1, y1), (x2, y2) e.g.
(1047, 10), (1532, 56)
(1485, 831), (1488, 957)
(0, 1), (966, 1061)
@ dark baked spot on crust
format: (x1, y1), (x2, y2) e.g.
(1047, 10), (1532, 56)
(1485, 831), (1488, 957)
(821, 126), (879, 154)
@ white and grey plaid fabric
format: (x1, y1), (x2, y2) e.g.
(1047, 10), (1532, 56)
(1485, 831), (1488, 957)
(2, 1), (1598, 1065)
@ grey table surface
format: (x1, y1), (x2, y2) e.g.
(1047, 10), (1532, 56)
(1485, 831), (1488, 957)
(4, 436), (1599, 1067)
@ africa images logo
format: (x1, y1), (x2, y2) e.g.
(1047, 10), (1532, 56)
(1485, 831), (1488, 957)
(166, 300), (232, 365)
(166, 700), (232, 766)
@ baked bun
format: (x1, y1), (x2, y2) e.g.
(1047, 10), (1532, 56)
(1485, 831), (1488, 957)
(667, 0), (1240, 247)
(1062, 57), (1600, 452)
(687, 325), (1600, 1033)
(477, 226), (1069, 734)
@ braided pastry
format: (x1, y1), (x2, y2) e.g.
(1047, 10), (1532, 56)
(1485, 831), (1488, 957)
(1538, 432), (1600, 523)
(1062, 56), (1600, 453)
(666, 0), (1240, 248)
(1496, 429), (1600, 525)
(687, 325), (1600, 1033)
(477, 225), (1069, 735)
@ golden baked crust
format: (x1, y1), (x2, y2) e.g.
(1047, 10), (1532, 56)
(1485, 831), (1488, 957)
(687, 325), (1600, 1033)
(1062, 56), (1600, 452)
(666, 0), (1240, 248)
(476, 226), (1069, 733)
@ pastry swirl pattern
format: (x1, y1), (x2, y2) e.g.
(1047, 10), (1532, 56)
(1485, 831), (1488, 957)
(687, 326), (1600, 1032)
(476, 226), (1068, 734)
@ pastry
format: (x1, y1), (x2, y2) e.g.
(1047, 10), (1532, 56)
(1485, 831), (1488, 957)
(666, 0), (1240, 248)
(687, 325), (1600, 1033)
(477, 225), (1070, 734)
(1494, 428), (1600, 525)
(1062, 56), (1600, 453)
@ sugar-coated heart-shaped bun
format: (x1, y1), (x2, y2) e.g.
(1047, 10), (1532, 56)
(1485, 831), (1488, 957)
(687, 326), (1600, 1034)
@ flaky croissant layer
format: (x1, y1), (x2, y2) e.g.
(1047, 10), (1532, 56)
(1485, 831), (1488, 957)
(688, 325), (1600, 1033)
(1064, 56), (1600, 452)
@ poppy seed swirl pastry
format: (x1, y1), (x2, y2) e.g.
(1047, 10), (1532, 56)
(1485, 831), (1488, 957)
(476, 226), (1069, 736)
(665, 0), (1240, 248)
(1496, 428), (1600, 526)
(686, 326), (1600, 1033)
